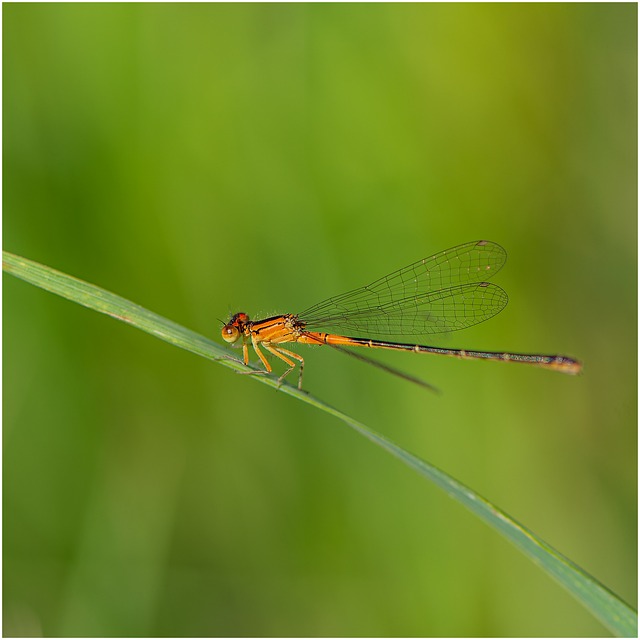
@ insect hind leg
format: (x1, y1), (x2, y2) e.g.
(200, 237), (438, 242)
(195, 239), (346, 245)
(264, 344), (305, 389)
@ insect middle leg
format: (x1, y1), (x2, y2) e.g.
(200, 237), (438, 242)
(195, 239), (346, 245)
(231, 339), (272, 380)
(263, 344), (305, 389)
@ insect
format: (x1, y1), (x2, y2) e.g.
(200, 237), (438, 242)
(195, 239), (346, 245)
(221, 240), (582, 389)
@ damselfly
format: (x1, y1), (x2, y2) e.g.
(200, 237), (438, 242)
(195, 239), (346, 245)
(221, 240), (581, 389)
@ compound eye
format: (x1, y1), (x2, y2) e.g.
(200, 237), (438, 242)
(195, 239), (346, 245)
(221, 324), (240, 343)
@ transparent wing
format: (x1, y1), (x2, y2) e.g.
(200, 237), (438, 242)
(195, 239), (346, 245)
(299, 240), (508, 336)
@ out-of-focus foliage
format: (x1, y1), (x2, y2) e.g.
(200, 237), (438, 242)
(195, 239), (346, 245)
(4, 4), (636, 636)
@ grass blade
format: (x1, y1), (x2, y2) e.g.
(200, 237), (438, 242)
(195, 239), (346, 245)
(4, 250), (636, 637)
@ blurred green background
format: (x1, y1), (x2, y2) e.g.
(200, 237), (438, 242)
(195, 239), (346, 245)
(4, 3), (636, 636)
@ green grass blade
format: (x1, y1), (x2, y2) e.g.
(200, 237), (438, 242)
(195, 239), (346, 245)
(4, 250), (636, 637)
